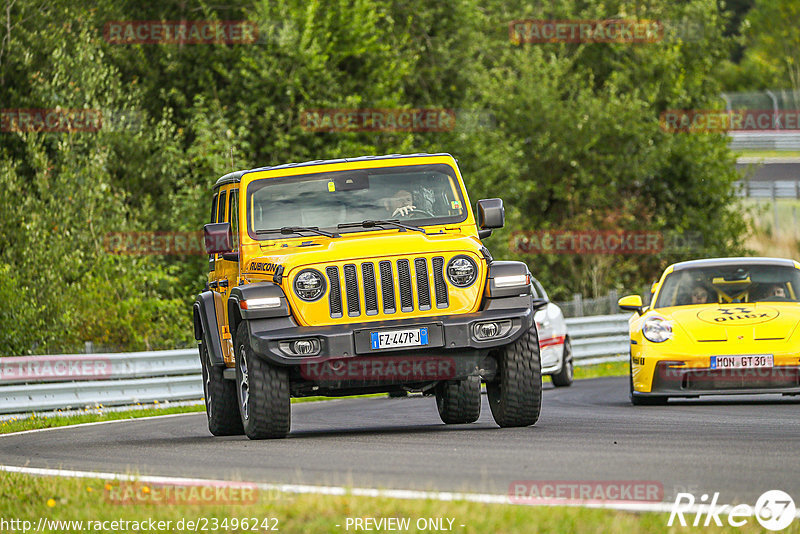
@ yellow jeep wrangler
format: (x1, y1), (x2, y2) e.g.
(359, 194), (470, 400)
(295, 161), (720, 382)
(192, 153), (544, 439)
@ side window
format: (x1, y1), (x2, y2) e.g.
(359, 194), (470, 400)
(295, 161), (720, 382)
(217, 190), (227, 224)
(210, 193), (218, 223)
(228, 190), (239, 248)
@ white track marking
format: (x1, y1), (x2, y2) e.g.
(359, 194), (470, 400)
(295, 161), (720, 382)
(0, 411), (200, 437)
(2, 464), (798, 517)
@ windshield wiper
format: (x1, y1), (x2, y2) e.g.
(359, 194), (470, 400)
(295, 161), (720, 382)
(338, 219), (426, 234)
(256, 226), (340, 238)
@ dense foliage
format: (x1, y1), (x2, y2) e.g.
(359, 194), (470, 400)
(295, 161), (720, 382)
(0, 0), (761, 354)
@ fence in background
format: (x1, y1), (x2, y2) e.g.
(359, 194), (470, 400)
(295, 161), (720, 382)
(729, 132), (800, 151)
(0, 314), (633, 415)
(734, 180), (800, 199)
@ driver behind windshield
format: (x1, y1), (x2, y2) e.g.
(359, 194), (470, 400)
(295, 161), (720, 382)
(383, 189), (416, 218)
(757, 283), (788, 301)
(690, 285), (714, 304)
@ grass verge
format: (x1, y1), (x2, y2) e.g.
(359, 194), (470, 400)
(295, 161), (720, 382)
(1, 471), (787, 534)
(573, 359), (628, 380)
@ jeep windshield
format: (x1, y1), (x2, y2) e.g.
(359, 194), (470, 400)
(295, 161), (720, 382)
(655, 264), (800, 307)
(246, 163), (467, 239)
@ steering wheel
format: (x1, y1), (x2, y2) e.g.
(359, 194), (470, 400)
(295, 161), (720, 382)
(404, 208), (435, 219)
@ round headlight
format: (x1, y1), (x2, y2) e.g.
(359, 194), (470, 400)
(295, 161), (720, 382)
(642, 316), (672, 343)
(293, 269), (325, 301)
(447, 256), (478, 287)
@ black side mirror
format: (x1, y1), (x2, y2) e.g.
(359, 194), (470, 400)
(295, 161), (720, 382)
(204, 223), (233, 255)
(476, 198), (505, 239)
(531, 297), (549, 310)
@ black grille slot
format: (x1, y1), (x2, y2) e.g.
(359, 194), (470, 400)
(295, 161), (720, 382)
(379, 261), (396, 314)
(362, 263), (378, 316)
(326, 266), (343, 318)
(433, 256), (448, 308)
(397, 259), (413, 312)
(344, 264), (360, 317)
(414, 258), (431, 311)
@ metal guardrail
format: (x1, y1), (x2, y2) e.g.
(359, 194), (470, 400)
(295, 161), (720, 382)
(734, 180), (800, 199)
(566, 313), (630, 360)
(729, 132), (800, 151)
(0, 315), (632, 414)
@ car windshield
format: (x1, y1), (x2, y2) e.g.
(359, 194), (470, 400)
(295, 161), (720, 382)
(246, 163), (467, 238)
(655, 264), (800, 307)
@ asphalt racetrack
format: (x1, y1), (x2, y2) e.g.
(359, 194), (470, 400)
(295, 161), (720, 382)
(2, 377), (799, 505)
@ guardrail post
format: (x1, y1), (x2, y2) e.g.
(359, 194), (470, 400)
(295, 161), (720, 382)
(772, 183), (778, 234)
(608, 289), (618, 315)
(572, 293), (583, 317)
(84, 341), (94, 354)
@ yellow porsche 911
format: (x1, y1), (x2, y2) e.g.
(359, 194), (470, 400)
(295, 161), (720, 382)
(618, 257), (800, 405)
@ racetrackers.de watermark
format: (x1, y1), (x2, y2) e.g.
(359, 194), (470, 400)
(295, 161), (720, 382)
(509, 230), (704, 255)
(508, 19), (704, 44)
(0, 109), (144, 133)
(509, 480), (664, 505)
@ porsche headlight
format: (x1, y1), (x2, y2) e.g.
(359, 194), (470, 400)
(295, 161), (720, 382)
(447, 256), (478, 287)
(642, 316), (673, 343)
(293, 269), (325, 301)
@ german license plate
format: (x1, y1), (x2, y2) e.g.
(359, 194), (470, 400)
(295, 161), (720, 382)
(370, 327), (429, 350)
(710, 355), (773, 369)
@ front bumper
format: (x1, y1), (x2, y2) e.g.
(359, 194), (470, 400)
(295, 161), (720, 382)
(246, 305), (533, 367)
(640, 361), (800, 397)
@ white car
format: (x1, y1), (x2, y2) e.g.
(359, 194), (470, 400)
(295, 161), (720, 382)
(530, 277), (573, 387)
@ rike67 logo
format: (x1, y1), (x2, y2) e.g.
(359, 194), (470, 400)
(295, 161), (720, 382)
(669, 490), (796, 531)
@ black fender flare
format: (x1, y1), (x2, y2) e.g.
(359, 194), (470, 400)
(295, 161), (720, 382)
(484, 261), (533, 299)
(227, 282), (290, 340)
(193, 291), (226, 367)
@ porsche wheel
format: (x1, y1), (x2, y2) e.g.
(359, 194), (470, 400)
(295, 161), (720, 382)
(629, 355), (668, 405)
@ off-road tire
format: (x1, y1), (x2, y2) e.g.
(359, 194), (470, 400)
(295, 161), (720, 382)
(486, 326), (542, 427)
(629, 354), (668, 406)
(235, 323), (290, 439)
(550, 336), (574, 387)
(435, 376), (481, 424)
(199, 342), (244, 436)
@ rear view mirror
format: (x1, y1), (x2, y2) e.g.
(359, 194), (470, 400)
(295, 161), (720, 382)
(204, 223), (233, 255)
(531, 297), (549, 310)
(650, 281), (660, 294)
(476, 198), (505, 239)
(618, 294), (644, 315)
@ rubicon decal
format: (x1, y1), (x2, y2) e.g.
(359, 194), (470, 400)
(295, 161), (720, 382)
(697, 306), (779, 325)
(248, 261), (281, 273)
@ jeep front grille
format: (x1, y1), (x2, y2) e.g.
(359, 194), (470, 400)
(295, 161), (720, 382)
(432, 256), (448, 308)
(361, 262), (378, 316)
(326, 266), (343, 318)
(343, 264), (360, 317)
(325, 257), (447, 318)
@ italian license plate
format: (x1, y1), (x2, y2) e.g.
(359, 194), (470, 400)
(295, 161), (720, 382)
(710, 355), (773, 369)
(370, 327), (429, 350)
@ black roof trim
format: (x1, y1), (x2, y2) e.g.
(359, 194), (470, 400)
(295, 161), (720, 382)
(213, 153), (453, 189)
(672, 257), (797, 271)
(213, 170), (248, 189)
